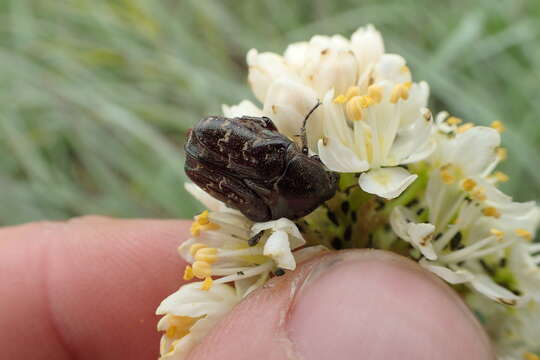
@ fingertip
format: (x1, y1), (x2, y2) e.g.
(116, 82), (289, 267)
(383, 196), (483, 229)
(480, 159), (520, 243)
(0, 217), (192, 360)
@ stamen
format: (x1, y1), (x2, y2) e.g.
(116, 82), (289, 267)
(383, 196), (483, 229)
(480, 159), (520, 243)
(166, 326), (177, 338)
(345, 86), (361, 99)
(422, 108), (433, 121)
(490, 228), (504, 240)
(461, 178), (476, 192)
(390, 83), (410, 103)
(493, 171), (509, 183)
(471, 187), (487, 202)
(515, 229), (533, 241)
(346, 96), (364, 121)
(333, 94), (347, 104)
(482, 207), (501, 218)
(190, 243), (207, 256)
(192, 261), (212, 278)
(196, 210), (210, 225)
(496, 147), (508, 160)
(457, 123), (474, 133)
(440, 171), (455, 184)
(201, 276), (213, 291)
(490, 120), (505, 133)
(400, 65), (410, 73)
(183, 265), (194, 280)
(447, 116), (462, 126)
(334, 86), (361, 104)
(195, 247), (218, 264)
(367, 84), (383, 103)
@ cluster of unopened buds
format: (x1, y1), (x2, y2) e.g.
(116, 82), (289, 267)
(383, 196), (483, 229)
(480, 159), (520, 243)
(156, 25), (540, 360)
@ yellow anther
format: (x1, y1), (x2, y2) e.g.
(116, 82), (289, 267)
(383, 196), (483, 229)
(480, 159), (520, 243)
(483, 207), (501, 218)
(403, 81), (412, 90)
(322, 136), (329, 146)
(183, 265), (194, 280)
(461, 178), (477, 191)
(334, 86), (361, 104)
(471, 187), (487, 202)
(515, 229), (533, 241)
(457, 123), (474, 133)
(422, 108), (433, 121)
(497, 147), (508, 160)
(524, 352), (540, 360)
(201, 276), (213, 291)
(367, 85), (383, 103)
(447, 116), (463, 126)
(439, 164), (455, 184)
(359, 95), (376, 108)
(195, 210), (210, 225)
(346, 96), (364, 121)
(345, 86), (361, 99)
(333, 94), (348, 104)
(195, 247), (218, 264)
(192, 261), (212, 278)
(166, 326), (178, 338)
(190, 219), (220, 237)
(400, 65), (410, 73)
(493, 171), (509, 183)
(190, 243), (207, 257)
(490, 120), (505, 133)
(490, 228), (504, 239)
(390, 83), (410, 103)
(190, 222), (202, 236)
(440, 170), (455, 184)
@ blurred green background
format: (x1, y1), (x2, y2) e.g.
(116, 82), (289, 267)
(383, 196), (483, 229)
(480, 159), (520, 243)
(1, 0), (539, 225)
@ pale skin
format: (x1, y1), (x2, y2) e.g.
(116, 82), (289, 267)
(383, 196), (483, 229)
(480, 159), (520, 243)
(0, 216), (496, 360)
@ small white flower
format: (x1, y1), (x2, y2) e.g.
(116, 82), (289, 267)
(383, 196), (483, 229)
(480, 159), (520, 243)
(390, 206), (436, 260)
(156, 282), (240, 360)
(317, 83), (433, 199)
(392, 175), (539, 305)
(179, 210), (306, 293)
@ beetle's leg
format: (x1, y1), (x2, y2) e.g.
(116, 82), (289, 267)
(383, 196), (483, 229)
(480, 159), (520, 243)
(248, 230), (264, 246)
(300, 100), (322, 155)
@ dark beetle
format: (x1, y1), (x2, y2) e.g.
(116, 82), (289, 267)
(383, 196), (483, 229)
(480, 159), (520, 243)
(184, 104), (338, 222)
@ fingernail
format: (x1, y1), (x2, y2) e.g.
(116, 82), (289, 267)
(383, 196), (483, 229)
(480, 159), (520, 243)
(287, 250), (494, 360)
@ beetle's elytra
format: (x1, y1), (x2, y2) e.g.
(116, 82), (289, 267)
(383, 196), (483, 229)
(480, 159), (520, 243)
(185, 111), (338, 222)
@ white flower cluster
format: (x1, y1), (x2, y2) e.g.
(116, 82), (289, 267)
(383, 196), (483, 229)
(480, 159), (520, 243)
(156, 25), (540, 360)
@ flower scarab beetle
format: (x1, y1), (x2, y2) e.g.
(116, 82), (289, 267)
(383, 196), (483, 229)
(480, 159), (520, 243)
(184, 104), (339, 222)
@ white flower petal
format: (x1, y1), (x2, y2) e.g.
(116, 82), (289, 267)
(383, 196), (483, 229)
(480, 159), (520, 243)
(400, 82), (430, 126)
(247, 49), (292, 102)
(156, 282), (240, 360)
(359, 167), (417, 199)
(350, 24), (385, 78)
(407, 222), (437, 260)
(300, 45), (358, 97)
(251, 218), (305, 249)
(156, 282), (238, 317)
(419, 259), (474, 284)
(184, 182), (227, 212)
(470, 275), (522, 306)
(317, 136), (369, 173)
(262, 77), (322, 149)
(373, 54), (411, 84)
(222, 100), (263, 118)
(390, 207), (437, 260)
(263, 230), (296, 270)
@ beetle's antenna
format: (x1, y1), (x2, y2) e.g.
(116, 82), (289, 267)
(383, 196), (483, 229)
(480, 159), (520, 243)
(300, 100), (322, 155)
